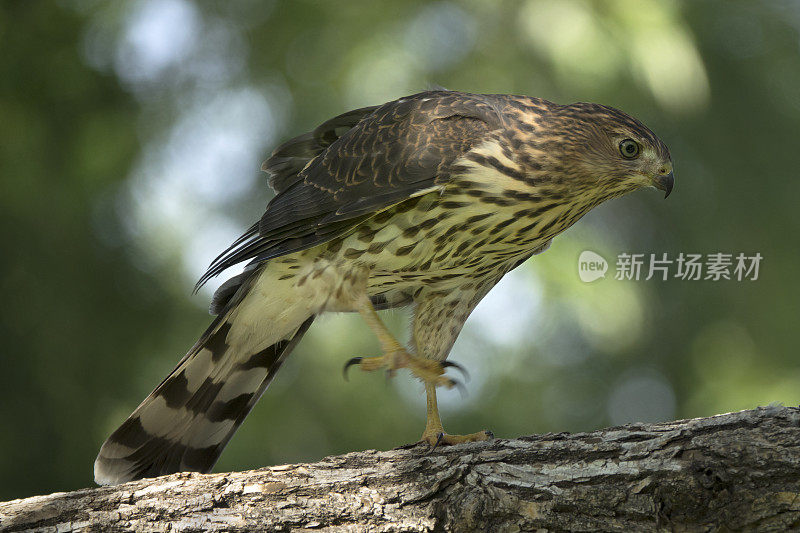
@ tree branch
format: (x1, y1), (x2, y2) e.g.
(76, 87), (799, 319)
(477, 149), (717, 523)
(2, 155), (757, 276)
(3, 407), (800, 532)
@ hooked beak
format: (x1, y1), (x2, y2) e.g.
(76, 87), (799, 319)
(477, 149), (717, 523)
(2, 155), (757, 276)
(652, 171), (674, 199)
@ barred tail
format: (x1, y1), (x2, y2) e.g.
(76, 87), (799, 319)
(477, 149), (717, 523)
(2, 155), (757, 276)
(94, 309), (314, 485)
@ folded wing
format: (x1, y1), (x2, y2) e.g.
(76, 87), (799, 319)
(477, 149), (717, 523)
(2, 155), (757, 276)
(196, 91), (505, 289)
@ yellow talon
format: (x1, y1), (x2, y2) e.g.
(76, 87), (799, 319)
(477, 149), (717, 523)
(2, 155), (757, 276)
(343, 349), (458, 388)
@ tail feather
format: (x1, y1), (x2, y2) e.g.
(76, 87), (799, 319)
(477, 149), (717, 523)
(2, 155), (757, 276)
(94, 314), (315, 485)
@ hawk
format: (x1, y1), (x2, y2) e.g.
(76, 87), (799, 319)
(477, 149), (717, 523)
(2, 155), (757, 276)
(95, 90), (673, 485)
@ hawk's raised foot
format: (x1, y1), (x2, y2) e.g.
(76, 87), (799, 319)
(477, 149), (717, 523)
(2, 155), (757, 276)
(342, 350), (465, 391)
(346, 294), (467, 390)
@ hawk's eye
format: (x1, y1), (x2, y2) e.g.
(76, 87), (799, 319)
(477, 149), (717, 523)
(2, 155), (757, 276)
(619, 139), (640, 159)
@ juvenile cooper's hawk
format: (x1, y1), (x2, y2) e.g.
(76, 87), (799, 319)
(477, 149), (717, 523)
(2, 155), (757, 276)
(95, 90), (673, 485)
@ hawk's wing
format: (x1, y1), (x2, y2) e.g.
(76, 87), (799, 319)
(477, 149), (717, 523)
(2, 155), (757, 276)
(196, 91), (505, 289)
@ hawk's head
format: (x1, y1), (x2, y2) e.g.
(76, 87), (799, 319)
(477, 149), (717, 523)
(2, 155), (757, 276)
(534, 102), (674, 199)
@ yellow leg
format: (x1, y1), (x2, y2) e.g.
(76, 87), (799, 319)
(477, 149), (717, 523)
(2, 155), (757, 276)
(346, 295), (492, 447)
(420, 383), (493, 446)
(346, 295), (456, 388)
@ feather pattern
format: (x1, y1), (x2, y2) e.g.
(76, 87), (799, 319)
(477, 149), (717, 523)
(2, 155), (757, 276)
(196, 91), (504, 290)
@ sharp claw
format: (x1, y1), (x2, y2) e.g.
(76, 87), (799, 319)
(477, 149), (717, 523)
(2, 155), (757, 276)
(442, 361), (470, 382)
(441, 376), (467, 399)
(343, 357), (362, 381)
(426, 432), (445, 454)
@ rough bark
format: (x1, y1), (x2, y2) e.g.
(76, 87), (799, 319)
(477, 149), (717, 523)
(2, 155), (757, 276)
(2, 406), (800, 532)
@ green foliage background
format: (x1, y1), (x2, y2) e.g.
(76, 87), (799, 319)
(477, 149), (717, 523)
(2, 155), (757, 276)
(1, 0), (798, 500)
